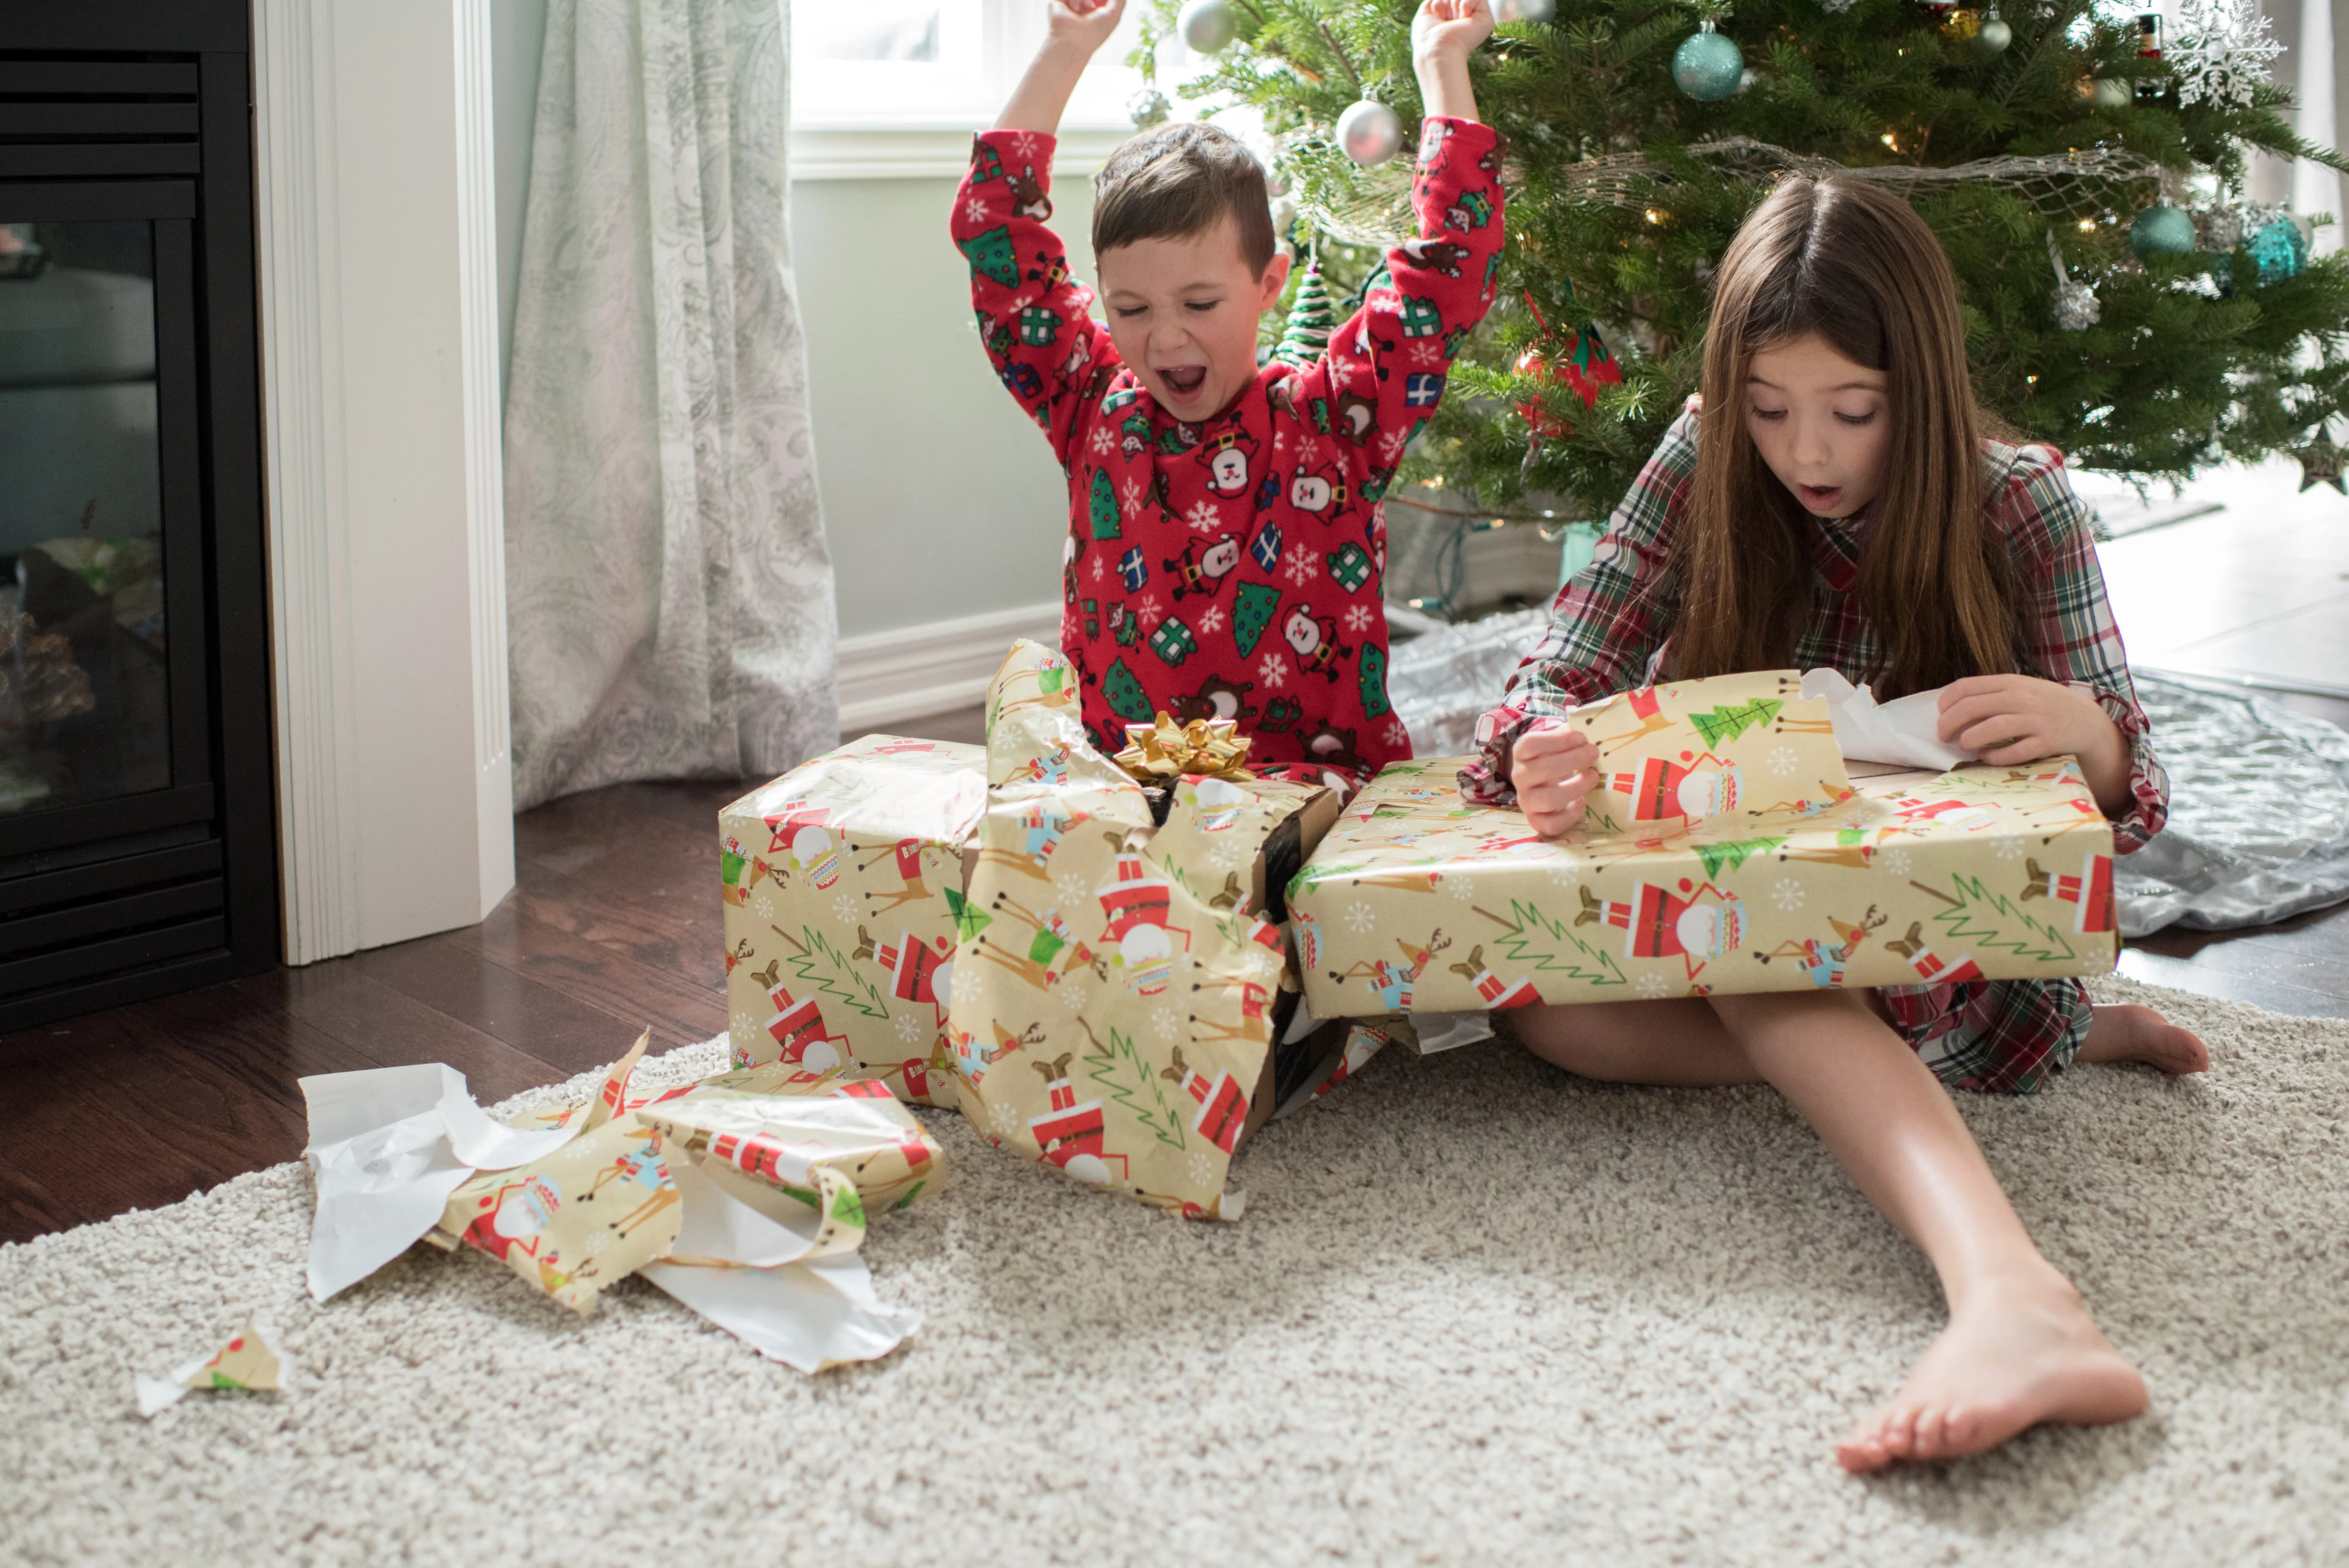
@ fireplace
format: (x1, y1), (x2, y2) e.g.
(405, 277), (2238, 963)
(0, 1), (279, 1028)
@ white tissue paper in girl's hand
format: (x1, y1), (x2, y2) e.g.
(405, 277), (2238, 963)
(1799, 669), (1975, 771)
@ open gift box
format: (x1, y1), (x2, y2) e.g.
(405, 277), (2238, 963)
(1287, 672), (2118, 1020)
(718, 734), (988, 1107)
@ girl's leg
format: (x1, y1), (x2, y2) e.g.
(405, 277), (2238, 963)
(2077, 1003), (2208, 1074)
(1512, 997), (1762, 1088)
(1706, 989), (2147, 1471)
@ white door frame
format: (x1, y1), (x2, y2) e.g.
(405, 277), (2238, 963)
(251, 0), (514, 964)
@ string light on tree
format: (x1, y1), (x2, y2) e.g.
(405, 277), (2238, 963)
(1337, 97), (1405, 167)
(1177, 0), (1237, 54)
(1672, 20), (1744, 102)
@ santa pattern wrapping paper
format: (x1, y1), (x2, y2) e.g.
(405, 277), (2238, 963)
(718, 736), (988, 1108)
(1289, 672), (2117, 1018)
(943, 641), (1313, 1220)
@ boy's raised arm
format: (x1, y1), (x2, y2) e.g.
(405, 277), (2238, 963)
(996, 0), (1127, 134)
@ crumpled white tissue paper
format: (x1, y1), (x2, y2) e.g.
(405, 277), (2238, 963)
(1801, 669), (1975, 772)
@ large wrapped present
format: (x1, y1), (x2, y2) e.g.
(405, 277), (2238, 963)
(718, 735), (987, 1107)
(1289, 672), (2117, 1017)
(943, 642), (1338, 1218)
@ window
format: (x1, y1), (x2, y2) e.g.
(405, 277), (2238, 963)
(792, 0), (1151, 131)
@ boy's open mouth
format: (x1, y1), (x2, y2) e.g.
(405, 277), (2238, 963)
(1158, 365), (1208, 398)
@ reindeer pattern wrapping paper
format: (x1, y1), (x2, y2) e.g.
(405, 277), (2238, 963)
(944, 642), (1306, 1220)
(1291, 672), (2117, 1017)
(719, 735), (989, 1109)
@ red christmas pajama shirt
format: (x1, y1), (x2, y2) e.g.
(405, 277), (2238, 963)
(952, 120), (1507, 786)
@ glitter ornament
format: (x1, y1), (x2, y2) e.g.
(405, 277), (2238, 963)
(1127, 88), (1172, 130)
(2247, 215), (2309, 283)
(1337, 98), (1405, 167)
(1177, 0), (1237, 54)
(1673, 23), (1744, 102)
(2046, 233), (2099, 330)
(2129, 202), (2197, 258)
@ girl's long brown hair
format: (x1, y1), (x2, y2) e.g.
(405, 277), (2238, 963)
(1671, 175), (2019, 697)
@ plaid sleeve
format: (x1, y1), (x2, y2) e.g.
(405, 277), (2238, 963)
(1997, 445), (2170, 853)
(1456, 411), (1694, 804)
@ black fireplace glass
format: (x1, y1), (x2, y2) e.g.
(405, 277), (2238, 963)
(0, 218), (169, 815)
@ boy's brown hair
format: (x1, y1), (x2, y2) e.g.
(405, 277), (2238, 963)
(1093, 122), (1276, 277)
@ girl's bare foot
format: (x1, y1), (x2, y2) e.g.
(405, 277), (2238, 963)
(1835, 1269), (2147, 1473)
(2078, 1002), (2209, 1075)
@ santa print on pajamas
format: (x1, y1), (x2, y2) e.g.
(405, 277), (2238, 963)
(953, 121), (1508, 788)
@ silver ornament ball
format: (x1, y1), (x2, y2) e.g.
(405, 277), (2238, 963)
(1491, 0), (1556, 22)
(1976, 16), (2011, 53)
(1177, 0), (1237, 55)
(1337, 99), (1405, 167)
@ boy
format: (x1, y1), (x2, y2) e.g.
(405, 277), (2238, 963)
(952, 0), (1505, 789)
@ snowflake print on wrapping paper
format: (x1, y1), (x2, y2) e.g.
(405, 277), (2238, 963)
(731, 1009), (756, 1039)
(1184, 500), (1226, 535)
(1135, 594), (1163, 630)
(963, 196), (990, 225)
(1091, 554), (1107, 583)
(752, 893), (774, 921)
(1198, 604), (1227, 637)
(1767, 746), (1800, 777)
(1994, 835), (2024, 861)
(1188, 1150), (1218, 1188)
(1055, 869), (1090, 906)
(1378, 431), (1409, 464)
(1636, 973), (1672, 999)
(1090, 424), (1117, 458)
(1382, 716), (1409, 750)
(1446, 875), (1475, 902)
(1771, 877), (1805, 912)
(1208, 834), (1248, 870)
(989, 1099), (1022, 1137)
(1344, 603), (1375, 635)
(1344, 901), (1375, 934)
(1881, 848), (1912, 877)
(1282, 543), (1319, 586)
(1408, 340), (1444, 368)
(1058, 980), (1090, 1014)
(1007, 131), (1042, 161)
(580, 1227), (613, 1256)
(952, 965), (985, 1003)
(1258, 651), (1291, 688)
(895, 1012), (925, 1044)
(1152, 1006), (1182, 1042)
(1120, 477), (1147, 515)
(833, 892), (859, 923)
(1547, 861), (1580, 889)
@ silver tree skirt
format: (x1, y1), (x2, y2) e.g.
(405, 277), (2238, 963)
(1386, 612), (2349, 938)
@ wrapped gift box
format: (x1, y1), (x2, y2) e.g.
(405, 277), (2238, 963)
(718, 735), (987, 1107)
(944, 641), (1340, 1218)
(1288, 672), (2117, 1018)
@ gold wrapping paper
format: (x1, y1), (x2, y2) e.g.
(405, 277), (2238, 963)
(1290, 673), (2116, 1016)
(719, 735), (988, 1107)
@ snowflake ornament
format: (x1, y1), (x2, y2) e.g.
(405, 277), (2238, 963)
(2173, 0), (2284, 108)
(1344, 901), (1376, 934)
(1772, 877), (1805, 912)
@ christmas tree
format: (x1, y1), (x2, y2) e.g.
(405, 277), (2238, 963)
(1139, 0), (2349, 513)
(1272, 258), (1340, 364)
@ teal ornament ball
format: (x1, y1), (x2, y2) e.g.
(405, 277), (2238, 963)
(1672, 28), (1744, 102)
(2247, 217), (2308, 283)
(2128, 203), (2197, 259)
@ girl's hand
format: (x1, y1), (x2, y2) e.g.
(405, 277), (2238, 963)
(1511, 719), (1600, 838)
(1044, 0), (1125, 55)
(1413, 0), (1497, 65)
(1937, 674), (2132, 814)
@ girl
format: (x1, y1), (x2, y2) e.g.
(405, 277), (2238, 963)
(1459, 176), (2208, 1473)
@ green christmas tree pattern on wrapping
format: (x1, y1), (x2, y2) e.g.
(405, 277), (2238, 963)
(1694, 836), (1787, 879)
(1272, 260), (1337, 368)
(958, 225), (1018, 289)
(1102, 657), (1154, 722)
(1359, 641), (1390, 719)
(1688, 699), (1783, 749)
(785, 926), (890, 1021)
(1233, 582), (1281, 657)
(1481, 898), (1629, 988)
(1920, 875), (2080, 964)
(1083, 1024), (1187, 1151)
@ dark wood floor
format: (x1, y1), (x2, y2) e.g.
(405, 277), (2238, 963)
(5, 700), (2348, 1246)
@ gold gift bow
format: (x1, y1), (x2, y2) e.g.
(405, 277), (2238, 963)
(1113, 711), (1254, 784)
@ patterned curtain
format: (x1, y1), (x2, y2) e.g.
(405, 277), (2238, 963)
(503, 0), (836, 811)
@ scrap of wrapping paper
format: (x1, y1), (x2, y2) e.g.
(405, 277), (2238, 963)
(1290, 742), (2116, 1017)
(298, 1031), (651, 1300)
(944, 642), (1292, 1220)
(1801, 669), (1974, 771)
(1559, 670), (1852, 834)
(135, 1324), (288, 1418)
(1113, 711), (1253, 784)
(719, 734), (988, 1108)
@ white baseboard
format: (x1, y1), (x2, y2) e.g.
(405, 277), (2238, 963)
(836, 601), (1062, 731)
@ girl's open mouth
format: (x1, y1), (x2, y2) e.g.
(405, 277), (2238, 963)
(1159, 365), (1207, 397)
(1797, 483), (1843, 512)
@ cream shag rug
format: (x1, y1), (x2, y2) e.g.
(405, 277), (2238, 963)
(4, 976), (2345, 1567)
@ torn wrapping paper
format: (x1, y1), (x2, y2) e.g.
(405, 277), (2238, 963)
(640, 1254), (921, 1376)
(719, 734), (987, 1107)
(297, 1033), (651, 1301)
(1801, 668), (1975, 772)
(135, 1324), (288, 1418)
(1291, 671), (2117, 1017)
(943, 641), (1336, 1219)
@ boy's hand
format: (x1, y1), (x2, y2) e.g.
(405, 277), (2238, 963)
(1510, 719), (1599, 838)
(1937, 674), (2132, 814)
(1413, 0), (1496, 66)
(1044, 0), (1126, 57)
